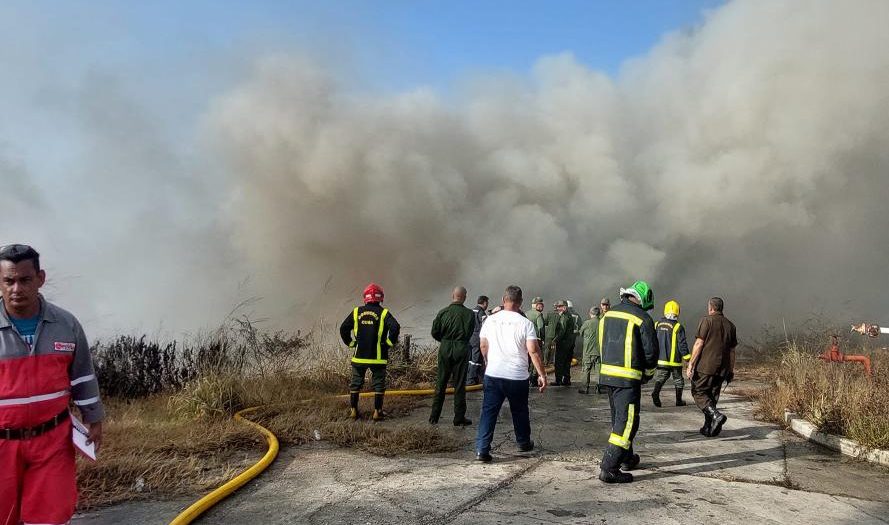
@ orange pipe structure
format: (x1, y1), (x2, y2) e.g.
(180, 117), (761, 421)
(818, 335), (872, 377)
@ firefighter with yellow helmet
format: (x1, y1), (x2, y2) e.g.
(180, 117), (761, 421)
(597, 281), (659, 484)
(651, 300), (691, 407)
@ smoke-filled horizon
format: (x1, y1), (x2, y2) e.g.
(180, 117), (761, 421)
(2, 0), (888, 340)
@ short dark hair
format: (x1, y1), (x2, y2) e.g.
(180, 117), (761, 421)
(0, 244), (40, 272)
(709, 297), (724, 312)
(504, 285), (522, 303)
(477, 295), (489, 305)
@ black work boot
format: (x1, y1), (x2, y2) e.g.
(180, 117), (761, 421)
(621, 453), (641, 471)
(651, 383), (663, 407)
(349, 392), (360, 420)
(599, 469), (634, 483)
(675, 387), (687, 406)
(599, 446), (633, 483)
(705, 405), (728, 436)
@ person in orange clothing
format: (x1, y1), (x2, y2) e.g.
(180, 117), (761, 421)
(0, 244), (105, 525)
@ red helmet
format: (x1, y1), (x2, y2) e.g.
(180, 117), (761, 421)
(363, 283), (384, 303)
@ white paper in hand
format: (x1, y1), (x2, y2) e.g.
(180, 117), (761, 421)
(71, 413), (97, 461)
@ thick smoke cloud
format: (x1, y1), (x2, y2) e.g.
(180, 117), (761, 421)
(3, 0), (889, 337)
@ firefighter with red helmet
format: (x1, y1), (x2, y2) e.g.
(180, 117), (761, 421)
(339, 283), (400, 421)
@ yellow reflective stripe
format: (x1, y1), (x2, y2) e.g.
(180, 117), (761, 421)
(598, 316), (605, 354)
(622, 403), (636, 443)
(350, 307), (359, 349)
(376, 309), (389, 361)
(609, 433), (630, 449)
(600, 364), (642, 380)
(604, 311), (643, 326)
(670, 322), (680, 363)
(351, 357), (387, 365)
(682, 354), (691, 361)
(624, 321), (634, 370)
(658, 360), (682, 367)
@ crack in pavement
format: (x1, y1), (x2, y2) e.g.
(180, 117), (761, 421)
(420, 459), (544, 525)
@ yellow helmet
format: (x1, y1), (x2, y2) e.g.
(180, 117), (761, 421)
(664, 300), (680, 318)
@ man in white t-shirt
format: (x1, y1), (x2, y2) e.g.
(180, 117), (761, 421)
(475, 285), (548, 462)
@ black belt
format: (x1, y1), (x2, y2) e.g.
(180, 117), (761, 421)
(1, 409), (70, 440)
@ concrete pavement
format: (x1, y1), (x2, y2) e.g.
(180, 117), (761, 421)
(74, 378), (889, 524)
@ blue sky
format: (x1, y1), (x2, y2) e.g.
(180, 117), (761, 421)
(0, 0), (724, 189)
(2, 1), (724, 91)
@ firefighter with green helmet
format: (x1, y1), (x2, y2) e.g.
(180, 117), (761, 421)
(651, 300), (691, 407)
(577, 306), (602, 395)
(597, 281), (659, 484)
(339, 283), (401, 421)
(526, 297), (546, 386)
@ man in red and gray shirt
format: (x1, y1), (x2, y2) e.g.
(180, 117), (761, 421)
(0, 244), (105, 525)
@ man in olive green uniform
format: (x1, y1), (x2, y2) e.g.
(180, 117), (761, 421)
(526, 297), (546, 386)
(543, 301), (560, 367)
(547, 300), (575, 386)
(578, 306), (602, 394)
(430, 286), (476, 426)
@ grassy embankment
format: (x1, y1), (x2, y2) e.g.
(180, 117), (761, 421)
(742, 323), (889, 450)
(77, 318), (456, 510)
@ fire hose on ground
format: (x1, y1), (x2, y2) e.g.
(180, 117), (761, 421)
(167, 359), (576, 525)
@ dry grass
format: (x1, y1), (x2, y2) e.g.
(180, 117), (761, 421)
(752, 333), (889, 449)
(76, 396), (259, 509)
(79, 329), (453, 509)
(252, 396), (460, 457)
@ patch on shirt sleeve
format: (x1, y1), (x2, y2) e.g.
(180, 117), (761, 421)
(54, 342), (76, 352)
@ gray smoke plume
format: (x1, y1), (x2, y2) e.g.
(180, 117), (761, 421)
(3, 0), (889, 337)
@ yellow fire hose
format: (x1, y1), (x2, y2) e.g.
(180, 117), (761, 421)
(168, 406), (279, 525)
(167, 359), (576, 524)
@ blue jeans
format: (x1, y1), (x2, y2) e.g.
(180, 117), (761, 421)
(475, 374), (532, 454)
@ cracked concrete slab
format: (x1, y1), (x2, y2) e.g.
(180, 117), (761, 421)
(74, 378), (889, 524)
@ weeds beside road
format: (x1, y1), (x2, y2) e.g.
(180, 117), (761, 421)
(748, 325), (889, 450)
(78, 318), (456, 509)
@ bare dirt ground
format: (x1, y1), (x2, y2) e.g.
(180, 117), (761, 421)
(74, 376), (889, 524)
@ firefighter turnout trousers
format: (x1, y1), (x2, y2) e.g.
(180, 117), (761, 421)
(600, 384), (642, 472)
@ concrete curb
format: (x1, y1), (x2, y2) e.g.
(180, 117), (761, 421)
(784, 410), (889, 468)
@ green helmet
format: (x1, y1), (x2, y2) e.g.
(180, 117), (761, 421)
(631, 280), (654, 311)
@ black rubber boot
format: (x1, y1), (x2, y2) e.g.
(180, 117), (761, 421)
(675, 387), (686, 406)
(349, 392), (360, 420)
(372, 393), (386, 421)
(700, 411), (713, 436)
(651, 382), (663, 407)
(705, 405), (727, 436)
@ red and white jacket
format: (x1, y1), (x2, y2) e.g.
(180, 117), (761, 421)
(0, 297), (105, 428)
